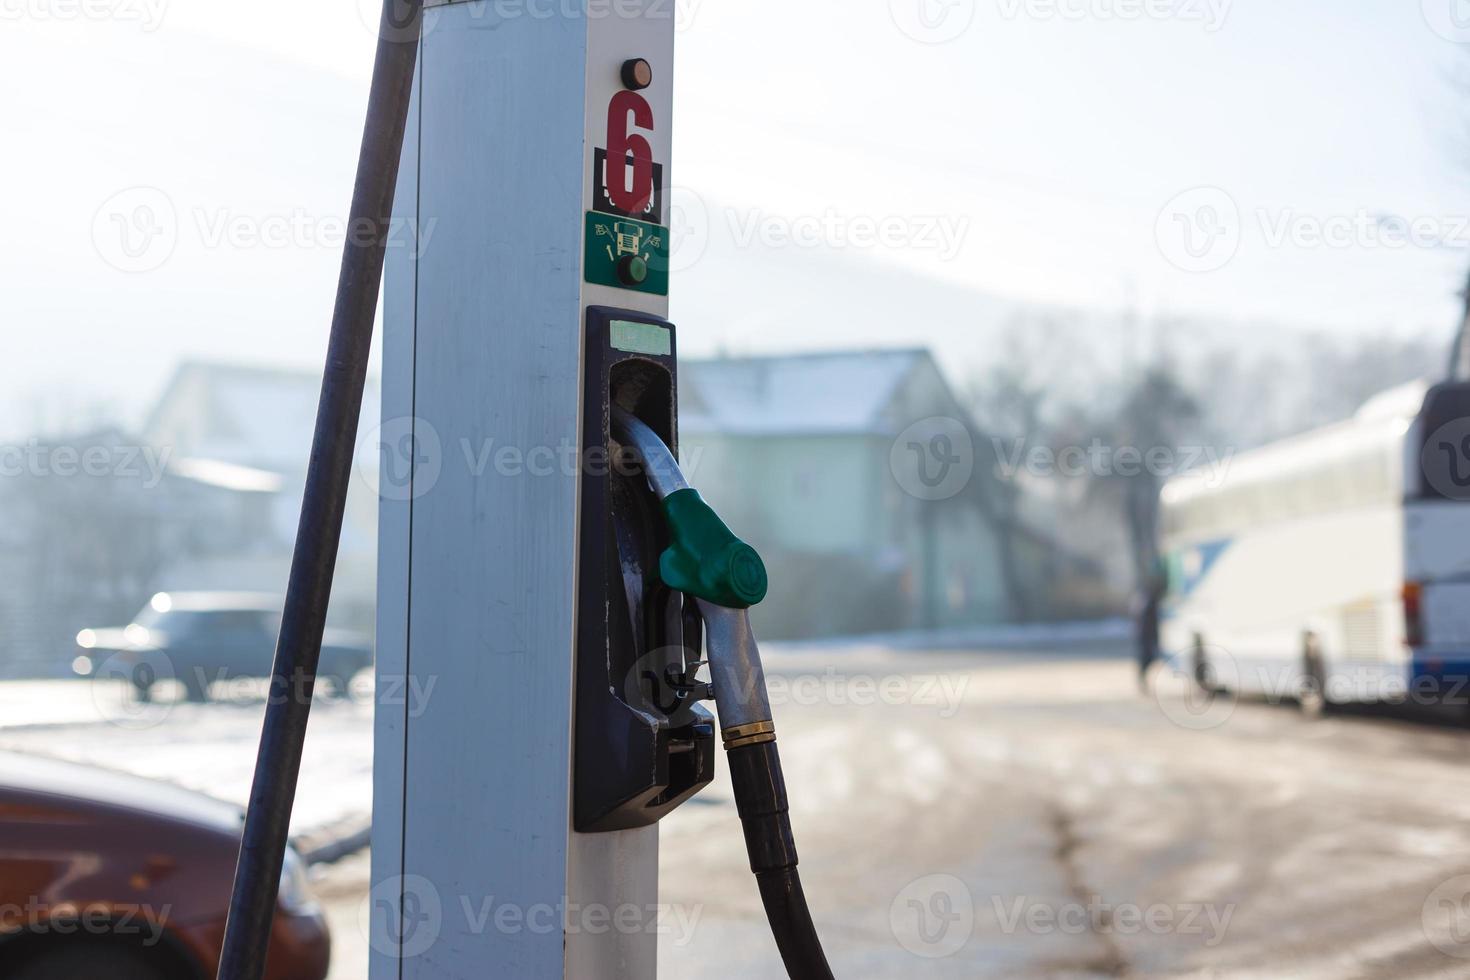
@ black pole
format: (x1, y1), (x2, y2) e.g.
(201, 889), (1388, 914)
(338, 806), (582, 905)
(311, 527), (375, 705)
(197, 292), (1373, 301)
(217, 3), (422, 977)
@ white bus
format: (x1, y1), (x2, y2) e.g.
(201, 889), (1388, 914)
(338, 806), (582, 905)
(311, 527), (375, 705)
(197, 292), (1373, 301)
(1159, 379), (1470, 710)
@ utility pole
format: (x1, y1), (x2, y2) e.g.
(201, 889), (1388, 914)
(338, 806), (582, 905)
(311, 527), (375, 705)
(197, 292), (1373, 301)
(1449, 267), (1470, 380)
(370, 2), (676, 976)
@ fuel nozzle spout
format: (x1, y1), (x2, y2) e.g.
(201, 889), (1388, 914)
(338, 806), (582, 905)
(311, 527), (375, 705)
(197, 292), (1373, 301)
(611, 407), (836, 980)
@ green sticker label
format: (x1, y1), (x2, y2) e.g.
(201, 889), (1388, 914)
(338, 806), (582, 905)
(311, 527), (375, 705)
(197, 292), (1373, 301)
(610, 320), (671, 356)
(584, 212), (669, 296)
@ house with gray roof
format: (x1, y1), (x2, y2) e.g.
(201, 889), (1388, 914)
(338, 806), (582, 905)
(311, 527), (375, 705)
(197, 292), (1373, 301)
(138, 361), (380, 631)
(679, 348), (1026, 638)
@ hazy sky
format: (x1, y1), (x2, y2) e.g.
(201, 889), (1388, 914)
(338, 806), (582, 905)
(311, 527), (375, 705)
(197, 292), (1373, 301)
(2, 0), (1468, 434)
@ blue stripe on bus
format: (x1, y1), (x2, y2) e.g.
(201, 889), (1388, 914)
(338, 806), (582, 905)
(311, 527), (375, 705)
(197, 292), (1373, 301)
(1409, 657), (1470, 685)
(1167, 538), (1232, 601)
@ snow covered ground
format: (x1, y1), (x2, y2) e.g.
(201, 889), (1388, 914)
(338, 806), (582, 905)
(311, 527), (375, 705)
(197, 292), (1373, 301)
(7, 640), (1470, 978)
(0, 677), (373, 840)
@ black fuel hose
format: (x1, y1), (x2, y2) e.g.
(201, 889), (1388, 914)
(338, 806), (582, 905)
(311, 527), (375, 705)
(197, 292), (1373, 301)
(612, 409), (836, 977)
(727, 741), (835, 980)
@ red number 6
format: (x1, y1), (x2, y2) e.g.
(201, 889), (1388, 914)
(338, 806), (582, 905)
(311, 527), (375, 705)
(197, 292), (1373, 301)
(607, 90), (654, 215)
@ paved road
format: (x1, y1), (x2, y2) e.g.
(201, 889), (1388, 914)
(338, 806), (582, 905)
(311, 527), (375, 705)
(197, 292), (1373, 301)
(7, 642), (1470, 977)
(654, 642), (1470, 979)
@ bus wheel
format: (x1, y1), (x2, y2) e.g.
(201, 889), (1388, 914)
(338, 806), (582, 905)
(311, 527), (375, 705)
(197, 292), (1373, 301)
(1299, 638), (1327, 719)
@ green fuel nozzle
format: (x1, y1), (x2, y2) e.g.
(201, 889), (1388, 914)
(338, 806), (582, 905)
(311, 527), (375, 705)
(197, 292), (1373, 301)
(608, 407), (768, 608)
(660, 489), (768, 609)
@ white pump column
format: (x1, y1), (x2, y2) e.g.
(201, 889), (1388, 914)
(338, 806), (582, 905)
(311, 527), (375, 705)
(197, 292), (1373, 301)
(370, 2), (677, 976)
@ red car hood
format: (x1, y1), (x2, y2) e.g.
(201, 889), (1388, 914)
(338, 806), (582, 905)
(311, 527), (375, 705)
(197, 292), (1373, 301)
(0, 749), (243, 835)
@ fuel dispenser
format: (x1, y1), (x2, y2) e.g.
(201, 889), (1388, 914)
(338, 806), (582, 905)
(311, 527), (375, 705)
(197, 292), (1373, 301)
(218, 1), (834, 977)
(574, 307), (716, 832)
(576, 309), (834, 976)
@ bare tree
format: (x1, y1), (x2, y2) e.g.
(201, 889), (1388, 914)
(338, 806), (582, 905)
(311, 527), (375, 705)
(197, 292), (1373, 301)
(965, 314), (1094, 620)
(1448, 267), (1470, 381)
(1082, 364), (1202, 590)
(3, 430), (183, 671)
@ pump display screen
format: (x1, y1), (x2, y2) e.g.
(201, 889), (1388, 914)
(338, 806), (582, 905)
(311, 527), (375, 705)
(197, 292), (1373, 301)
(610, 320), (671, 357)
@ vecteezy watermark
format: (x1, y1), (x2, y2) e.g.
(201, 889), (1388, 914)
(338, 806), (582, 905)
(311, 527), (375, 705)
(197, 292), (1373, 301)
(643, 658), (976, 719)
(1181, 658), (1470, 714)
(86, 653), (436, 730)
(1157, 186), (1470, 273)
(357, 417), (445, 503)
(356, 416), (707, 502)
(0, 440), (172, 488)
(889, 0), (977, 44)
(622, 647), (709, 728)
(92, 187), (438, 274)
(354, 0), (429, 42)
(1151, 646), (1470, 727)
(192, 208), (438, 255)
(362, 876), (704, 958)
(890, 874), (975, 958)
(632, 651), (974, 727)
(354, 0), (702, 43)
(1422, 418), (1470, 501)
(890, 417), (976, 502)
(364, 875), (444, 959)
(1155, 186), (1241, 274)
(991, 895), (1234, 945)
(92, 187), (179, 274)
(994, 0), (1232, 31)
(727, 208), (970, 262)
(0, 898), (172, 946)
(1423, 874), (1470, 959)
(89, 649), (179, 731)
(651, 189), (971, 270)
(0, 0), (168, 31)
(1155, 647), (1470, 717)
(185, 670), (435, 713)
(993, 437), (1233, 486)
(664, 185), (711, 274)
(1151, 643), (1238, 731)
(767, 670), (970, 717)
(1257, 210), (1470, 252)
(1421, 0), (1470, 44)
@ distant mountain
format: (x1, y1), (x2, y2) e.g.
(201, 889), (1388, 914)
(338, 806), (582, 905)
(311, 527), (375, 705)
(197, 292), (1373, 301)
(674, 219), (1453, 451)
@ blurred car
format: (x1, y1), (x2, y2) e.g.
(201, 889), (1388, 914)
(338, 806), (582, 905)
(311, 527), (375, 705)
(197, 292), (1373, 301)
(0, 749), (329, 979)
(73, 592), (373, 703)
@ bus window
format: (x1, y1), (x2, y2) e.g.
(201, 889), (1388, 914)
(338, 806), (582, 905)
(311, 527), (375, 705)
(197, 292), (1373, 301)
(1417, 383), (1470, 501)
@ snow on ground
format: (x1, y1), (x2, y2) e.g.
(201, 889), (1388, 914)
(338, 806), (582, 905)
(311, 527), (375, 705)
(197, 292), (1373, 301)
(0, 678), (373, 839)
(6, 639), (1470, 977)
